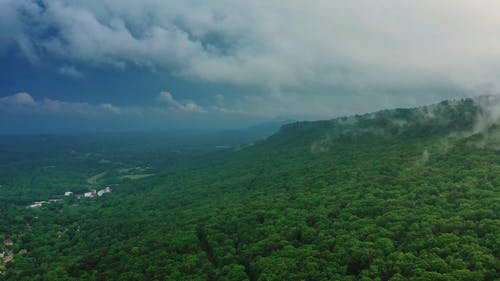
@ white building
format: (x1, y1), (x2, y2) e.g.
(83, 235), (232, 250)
(97, 186), (112, 197)
(28, 203), (42, 208)
(64, 191), (73, 196)
(84, 189), (97, 198)
(27, 201), (46, 208)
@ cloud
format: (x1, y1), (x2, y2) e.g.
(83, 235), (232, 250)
(0, 92), (36, 106)
(3, 1), (500, 90)
(215, 94), (225, 106)
(0, 92), (282, 133)
(0, 1), (45, 63)
(0, 91), (217, 118)
(0, 92), (121, 116)
(159, 91), (205, 113)
(4, 1), (500, 119)
(59, 65), (84, 78)
(99, 103), (120, 114)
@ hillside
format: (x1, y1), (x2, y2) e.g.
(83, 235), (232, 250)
(1, 98), (499, 281)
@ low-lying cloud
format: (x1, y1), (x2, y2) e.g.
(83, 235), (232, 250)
(0, 91), (270, 133)
(0, 92), (121, 116)
(0, 92), (36, 107)
(159, 91), (206, 113)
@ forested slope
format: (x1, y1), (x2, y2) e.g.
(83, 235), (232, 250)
(2, 98), (499, 280)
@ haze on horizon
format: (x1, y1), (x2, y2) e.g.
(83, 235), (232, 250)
(2, 0), (500, 134)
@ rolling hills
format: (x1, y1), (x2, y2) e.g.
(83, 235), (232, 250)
(1, 97), (499, 281)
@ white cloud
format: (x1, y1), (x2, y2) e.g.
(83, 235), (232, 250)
(0, 1), (496, 90)
(4, 1), (500, 118)
(59, 65), (84, 78)
(215, 94), (224, 106)
(0, 91), (213, 118)
(159, 91), (205, 113)
(0, 92), (121, 116)
(0, 1), (41, 60)
(99, 103), (120, 114)
(0, 92), (36, 106)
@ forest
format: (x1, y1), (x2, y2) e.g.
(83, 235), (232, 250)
(0, 98), (499, 280)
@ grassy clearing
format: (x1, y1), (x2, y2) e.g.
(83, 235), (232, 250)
(87, 172), (107, 184)
(121, 174), (155, 180)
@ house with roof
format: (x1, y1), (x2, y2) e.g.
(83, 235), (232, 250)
(84, 189), (97, 198)
(97, 186), (112, 196)
(3, 238), (13, 246)
(28, 203), (42, 208)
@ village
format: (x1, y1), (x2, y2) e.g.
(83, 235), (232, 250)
(0, 186), (114, 271)
(27, 186), (112, 209)
(0, 237), (27, 274)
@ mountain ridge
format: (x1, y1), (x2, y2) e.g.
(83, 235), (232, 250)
(1, 96), (499, 280)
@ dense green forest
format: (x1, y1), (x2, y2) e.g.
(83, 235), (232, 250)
(0, 98), (499, 280)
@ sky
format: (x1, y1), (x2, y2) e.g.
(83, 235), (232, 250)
(2, 0), (500, 134)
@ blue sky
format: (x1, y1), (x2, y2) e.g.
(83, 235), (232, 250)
(2, 0), (499, 134)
